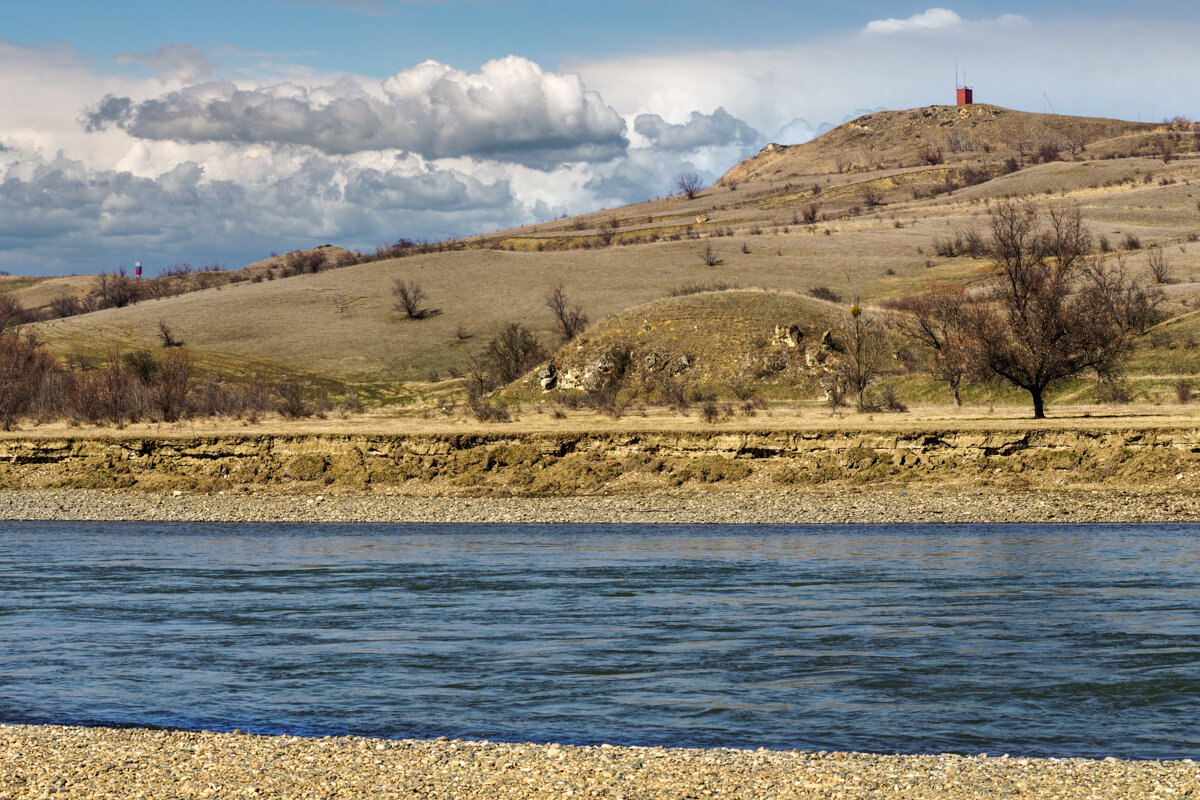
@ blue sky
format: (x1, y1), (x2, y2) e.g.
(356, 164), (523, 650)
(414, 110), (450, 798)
(1, 2), (1197, 276)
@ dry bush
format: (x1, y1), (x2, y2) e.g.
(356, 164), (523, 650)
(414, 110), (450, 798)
(808, 286), (843, 304)
(0, 333), (54, 428)
(1147, 246), (1171, 284)
(1175, 378), (1193, 404)
(546, 284), (588, 341)
(917, 144), (944, 165)
(393, 279), (432, 320)
(275, 378), (312, 418)
(701, 243), (723, 267)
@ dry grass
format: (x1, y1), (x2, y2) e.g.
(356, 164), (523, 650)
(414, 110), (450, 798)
(15, 104), (1200, 402)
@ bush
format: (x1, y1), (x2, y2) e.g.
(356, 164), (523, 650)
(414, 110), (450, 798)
(275, 378), (312, 418)
(808, 286), (843, 303)
(1175, 378), (1193, 404)
(393, 279), (431, 320)
(917, 144), (944, 165)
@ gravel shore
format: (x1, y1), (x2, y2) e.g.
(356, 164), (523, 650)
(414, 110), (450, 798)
(2, 487), (1200, 524)
(1, 724), (1196, 800)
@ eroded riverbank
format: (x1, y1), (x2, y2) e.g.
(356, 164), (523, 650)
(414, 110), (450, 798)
(2, 425), (1200, 508)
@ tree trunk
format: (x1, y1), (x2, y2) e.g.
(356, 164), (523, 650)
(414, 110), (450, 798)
(1030, 387), (1046, 419)
(950, 378), (963, 407)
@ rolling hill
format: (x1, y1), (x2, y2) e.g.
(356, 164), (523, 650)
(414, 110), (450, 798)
(16, 104), (1200, 405)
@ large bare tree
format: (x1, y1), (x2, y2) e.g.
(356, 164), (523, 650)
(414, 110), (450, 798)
(966, 201), (1159, 418)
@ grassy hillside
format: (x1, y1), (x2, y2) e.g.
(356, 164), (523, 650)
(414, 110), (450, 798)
(20, 105), (1200, 404)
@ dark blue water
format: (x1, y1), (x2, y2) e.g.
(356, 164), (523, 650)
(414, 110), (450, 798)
(1, 522), (1198, 759)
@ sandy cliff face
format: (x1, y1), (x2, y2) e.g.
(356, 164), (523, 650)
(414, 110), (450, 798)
(2, 429), (1198, 495)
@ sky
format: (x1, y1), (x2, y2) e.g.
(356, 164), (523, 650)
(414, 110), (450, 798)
(1, 1), (1198, 276)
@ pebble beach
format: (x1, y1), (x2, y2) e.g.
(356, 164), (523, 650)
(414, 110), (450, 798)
(2, 724), (1197, 800)
(3, 486), (1200, 525)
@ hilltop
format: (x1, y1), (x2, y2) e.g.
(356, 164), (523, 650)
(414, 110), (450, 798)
(11, 104), (1200, 408)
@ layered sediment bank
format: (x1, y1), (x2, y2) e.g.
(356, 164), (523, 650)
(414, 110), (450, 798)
(1, 427), (1199, 520)
(1, 725), (1196, 800)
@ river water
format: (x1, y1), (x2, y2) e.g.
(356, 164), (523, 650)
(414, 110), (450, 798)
(1, 521), (1197, 758)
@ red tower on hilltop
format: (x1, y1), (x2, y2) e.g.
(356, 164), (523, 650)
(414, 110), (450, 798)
(955, 62), (973, 105)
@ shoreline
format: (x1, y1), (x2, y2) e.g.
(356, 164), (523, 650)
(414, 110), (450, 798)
(4, 487), (1200, 524)
(1, 724), (1196, 799)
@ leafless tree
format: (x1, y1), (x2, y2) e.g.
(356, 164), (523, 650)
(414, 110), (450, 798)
(860, 185), (884, 207)
(888, 283), (972, 406)
(392, 279), (429, 320)
(675, 171), (703, 200)
(49, 293), (88, 320)
(93, 269), (139, 309)
(0, 331), (53, 429)
(1147, 246), (1171, 284)
(545, 284), (588, 342)
(965, 201), (1159, 418)
(0, 293), (24, 334)
(839, 304), (888, 412)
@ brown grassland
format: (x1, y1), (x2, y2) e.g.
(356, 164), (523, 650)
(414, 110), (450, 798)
(4, 103), (1200, 485)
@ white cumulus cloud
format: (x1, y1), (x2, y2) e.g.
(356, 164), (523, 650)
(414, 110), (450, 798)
(83, 56), (629, 168)
(864, 8), (1029, 35)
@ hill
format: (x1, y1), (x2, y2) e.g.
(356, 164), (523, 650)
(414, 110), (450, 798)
(719, 104), (1155, 184)
(18, 104), (1200, 404)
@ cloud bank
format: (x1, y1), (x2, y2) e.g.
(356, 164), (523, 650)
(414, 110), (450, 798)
(2, 6), (1199, 276)
(85, 56), (629, 167)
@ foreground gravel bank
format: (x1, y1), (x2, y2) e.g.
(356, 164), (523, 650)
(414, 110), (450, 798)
(1, 725), (1195, 800)
(2, 487), (1200, 524)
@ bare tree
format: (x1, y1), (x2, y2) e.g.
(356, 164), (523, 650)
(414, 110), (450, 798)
(965, 201), (1158, 418)
(545, 284), (588, 342)
(93, 269), (139, 309)
(860, 185), (883, 207)
(888, 284), (972, 406)
(484, 323), (546, 387)
(392, 279), (428, 320)
(839, 304), (887, 412)
(1147, 246), (1171, 284)
(675, 171), (703, 200)
(0, 293), (24, 334)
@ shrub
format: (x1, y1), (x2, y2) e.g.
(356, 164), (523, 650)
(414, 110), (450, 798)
(917, 144), (944, 165)
(808, 286), (843, 303)
(275, 378), (312, 418)
(701, 243), (723, 266)
(392, 279), (431, 320)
